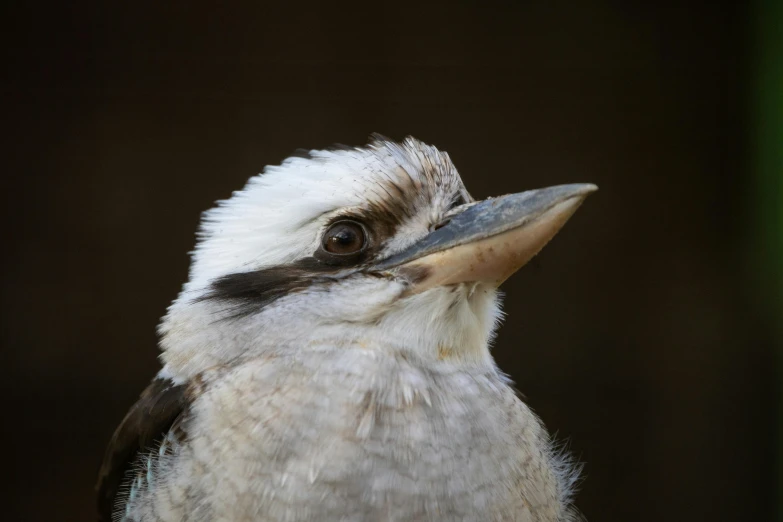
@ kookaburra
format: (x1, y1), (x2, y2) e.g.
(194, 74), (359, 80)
(97, 135), (596, 522)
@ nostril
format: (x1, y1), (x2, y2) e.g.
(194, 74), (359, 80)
(433, 219), (451, 231)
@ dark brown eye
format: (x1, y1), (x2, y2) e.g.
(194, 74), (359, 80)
(322, 221), (366, 255)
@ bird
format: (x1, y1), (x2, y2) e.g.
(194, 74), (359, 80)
(97, 135), (596, 522)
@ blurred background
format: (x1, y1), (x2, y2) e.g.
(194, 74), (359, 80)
(3, 1), (780, 520)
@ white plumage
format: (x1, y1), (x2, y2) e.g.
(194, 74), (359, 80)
(101, 136), (592, 522)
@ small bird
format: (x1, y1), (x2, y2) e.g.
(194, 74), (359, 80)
(97, 135), (596, 522)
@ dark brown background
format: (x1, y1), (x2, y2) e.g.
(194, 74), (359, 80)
(3, 1), (777, 521)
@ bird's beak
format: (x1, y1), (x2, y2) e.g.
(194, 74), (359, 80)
(376, 184), (597, 294)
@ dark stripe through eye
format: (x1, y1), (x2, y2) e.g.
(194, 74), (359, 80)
(199, 258), (340, 319)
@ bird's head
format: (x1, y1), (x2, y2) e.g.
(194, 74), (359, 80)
(159, 136), (595, 378)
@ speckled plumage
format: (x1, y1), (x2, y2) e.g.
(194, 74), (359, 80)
(102, 137), (585, 522)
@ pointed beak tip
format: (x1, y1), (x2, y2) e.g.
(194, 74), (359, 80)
(557, 182), (599, 199)
(542, 183), (598, 217)
(559, 182), (599, 210)
(582, 183), (599, 194)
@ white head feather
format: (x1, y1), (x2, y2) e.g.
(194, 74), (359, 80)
(158, 137), (503, 381)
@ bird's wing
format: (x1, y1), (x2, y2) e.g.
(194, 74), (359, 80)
(96, 377), (187, 522)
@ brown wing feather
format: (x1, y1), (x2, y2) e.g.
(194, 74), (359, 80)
(96, 377), (187, 522)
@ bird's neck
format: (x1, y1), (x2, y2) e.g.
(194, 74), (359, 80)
(158, 293), (498, 382)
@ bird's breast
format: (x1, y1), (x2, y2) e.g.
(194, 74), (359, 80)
(138, 347), (564, 521)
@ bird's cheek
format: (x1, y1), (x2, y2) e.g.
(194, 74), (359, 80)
(310, 278), (408, 323)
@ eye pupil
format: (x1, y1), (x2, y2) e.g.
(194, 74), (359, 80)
(323, 221), (366, 255)
(332, 230), (354, 244)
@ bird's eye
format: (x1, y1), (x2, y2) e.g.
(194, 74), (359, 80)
(322, 221), (367, 255)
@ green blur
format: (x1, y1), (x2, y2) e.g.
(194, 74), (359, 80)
(754, 0), (783, 519)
